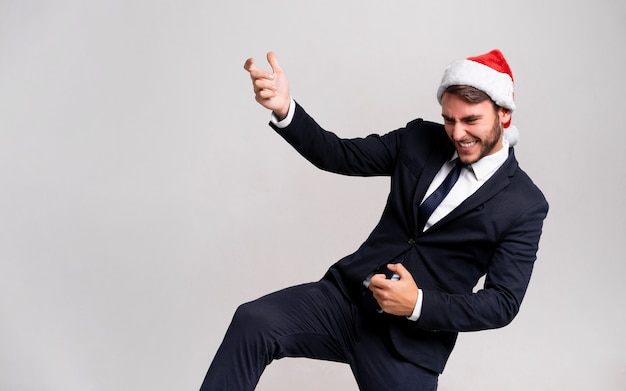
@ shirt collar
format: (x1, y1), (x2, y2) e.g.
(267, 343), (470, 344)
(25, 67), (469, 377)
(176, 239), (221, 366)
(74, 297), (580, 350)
(450, 138), (510, 180)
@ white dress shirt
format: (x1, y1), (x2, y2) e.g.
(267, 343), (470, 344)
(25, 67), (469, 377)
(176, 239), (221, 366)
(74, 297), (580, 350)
(421, 140), (510, 231)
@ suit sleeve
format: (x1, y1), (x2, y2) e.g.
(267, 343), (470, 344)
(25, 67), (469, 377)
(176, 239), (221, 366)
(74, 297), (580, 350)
(416, 197), (549, 332)
(269, 101), (400, 176)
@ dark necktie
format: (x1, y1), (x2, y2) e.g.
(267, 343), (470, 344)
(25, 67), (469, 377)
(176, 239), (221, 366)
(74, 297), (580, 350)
(418, 161), (463, 230)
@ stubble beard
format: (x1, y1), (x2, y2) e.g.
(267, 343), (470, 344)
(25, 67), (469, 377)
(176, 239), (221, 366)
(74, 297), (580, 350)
(458, 117), (503, 165)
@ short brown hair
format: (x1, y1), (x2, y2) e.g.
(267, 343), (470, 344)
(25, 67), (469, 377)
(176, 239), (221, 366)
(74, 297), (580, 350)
(444, 85), (497, 109)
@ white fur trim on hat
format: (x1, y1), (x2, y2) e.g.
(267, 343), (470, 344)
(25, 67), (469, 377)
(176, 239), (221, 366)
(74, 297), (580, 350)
(437, 59), (516, 112)
(503, 125), (519, 147)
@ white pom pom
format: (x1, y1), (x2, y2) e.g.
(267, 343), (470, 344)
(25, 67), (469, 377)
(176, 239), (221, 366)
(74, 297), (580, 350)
(503, 125), (519, 147)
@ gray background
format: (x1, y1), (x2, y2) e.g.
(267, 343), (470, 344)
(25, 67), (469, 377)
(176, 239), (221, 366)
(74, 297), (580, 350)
(1, 1), (624, 390)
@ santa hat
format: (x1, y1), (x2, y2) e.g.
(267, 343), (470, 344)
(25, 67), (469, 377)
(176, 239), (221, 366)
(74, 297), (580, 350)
(437, 49), (519, 146)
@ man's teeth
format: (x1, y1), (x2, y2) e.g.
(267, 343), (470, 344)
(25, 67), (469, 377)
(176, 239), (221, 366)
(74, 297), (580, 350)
(460, 140), (477, 147)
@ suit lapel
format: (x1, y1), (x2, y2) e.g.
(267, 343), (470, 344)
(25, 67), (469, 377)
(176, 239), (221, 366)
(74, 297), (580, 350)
(424, 148), (518, 231)
(412, 146), (453, 230)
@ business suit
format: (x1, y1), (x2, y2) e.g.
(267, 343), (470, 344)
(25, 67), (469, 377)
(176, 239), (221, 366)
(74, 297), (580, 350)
(201, 101), (548, 390)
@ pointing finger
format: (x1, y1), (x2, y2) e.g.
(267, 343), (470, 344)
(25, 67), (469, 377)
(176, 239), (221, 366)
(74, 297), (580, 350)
(243, 57), (256, 72)
(244, 55), (275, 81)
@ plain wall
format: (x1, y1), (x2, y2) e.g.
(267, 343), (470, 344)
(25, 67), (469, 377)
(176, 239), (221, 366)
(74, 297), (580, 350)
(1, 1), (624, 390)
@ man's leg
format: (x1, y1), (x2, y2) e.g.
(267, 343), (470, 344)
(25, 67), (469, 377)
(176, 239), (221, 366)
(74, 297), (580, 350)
(199, 279), (357, 391)
(349, 315), (439, 391)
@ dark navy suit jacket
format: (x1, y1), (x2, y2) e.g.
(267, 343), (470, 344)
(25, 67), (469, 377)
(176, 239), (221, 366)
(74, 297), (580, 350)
(270, 102), (549, 374)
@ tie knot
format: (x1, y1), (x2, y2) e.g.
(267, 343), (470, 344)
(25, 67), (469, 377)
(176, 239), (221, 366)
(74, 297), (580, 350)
(418, 160), (464, 230)
(452, 158), (466, 168)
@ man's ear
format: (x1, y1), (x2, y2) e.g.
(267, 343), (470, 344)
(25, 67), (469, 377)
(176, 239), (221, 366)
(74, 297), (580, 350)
(499, 107), (512, 128)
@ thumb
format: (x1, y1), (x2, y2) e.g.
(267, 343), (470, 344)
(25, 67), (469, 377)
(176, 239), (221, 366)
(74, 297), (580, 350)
(266, 51), (282, 74)
(388, 263), (411, 278)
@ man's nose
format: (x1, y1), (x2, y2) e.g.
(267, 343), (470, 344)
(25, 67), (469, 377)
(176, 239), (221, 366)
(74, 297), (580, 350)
(451, 122), (466, 140)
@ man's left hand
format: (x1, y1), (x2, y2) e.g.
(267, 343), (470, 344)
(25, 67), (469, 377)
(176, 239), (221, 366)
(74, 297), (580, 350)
(368, 263), (419, 316)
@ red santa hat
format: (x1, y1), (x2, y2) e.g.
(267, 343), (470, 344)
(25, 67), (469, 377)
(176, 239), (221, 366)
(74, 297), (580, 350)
(437, 49), (519, 146)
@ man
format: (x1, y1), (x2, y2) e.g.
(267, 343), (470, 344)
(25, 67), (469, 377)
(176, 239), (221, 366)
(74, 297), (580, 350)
(200, 49), (548, 390)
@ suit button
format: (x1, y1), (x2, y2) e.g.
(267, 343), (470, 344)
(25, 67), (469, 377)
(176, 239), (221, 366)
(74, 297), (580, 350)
(408, 238), (416, 245)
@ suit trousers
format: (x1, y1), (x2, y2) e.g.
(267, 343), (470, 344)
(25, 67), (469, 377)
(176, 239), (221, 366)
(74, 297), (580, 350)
(199, 279), (438, 391)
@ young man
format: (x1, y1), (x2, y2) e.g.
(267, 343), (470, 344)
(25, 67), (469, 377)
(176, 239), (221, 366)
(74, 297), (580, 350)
(200, 49), (548, 390)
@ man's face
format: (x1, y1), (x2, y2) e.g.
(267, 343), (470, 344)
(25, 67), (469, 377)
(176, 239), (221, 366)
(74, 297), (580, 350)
(441, 93), (511, 165)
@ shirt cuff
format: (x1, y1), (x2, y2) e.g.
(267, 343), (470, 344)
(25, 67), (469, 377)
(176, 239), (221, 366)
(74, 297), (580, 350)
(270, 97), (296, 128)
(407, 288), (423, 321)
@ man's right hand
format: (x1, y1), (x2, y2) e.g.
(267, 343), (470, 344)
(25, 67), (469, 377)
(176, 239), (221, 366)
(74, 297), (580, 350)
(243, 51), (291, 120)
